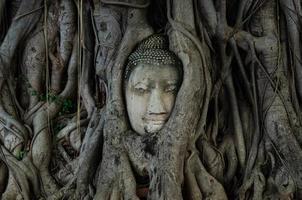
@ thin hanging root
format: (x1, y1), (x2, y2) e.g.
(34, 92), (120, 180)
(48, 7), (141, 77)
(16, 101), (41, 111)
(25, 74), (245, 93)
(14, 6), (44, 20)
(229, 38), (253, 103)
(244, 62), (261, 180)
(225, 76), (246, 167)
(212, 93), (219, 145)
(215, 22), (247, 169)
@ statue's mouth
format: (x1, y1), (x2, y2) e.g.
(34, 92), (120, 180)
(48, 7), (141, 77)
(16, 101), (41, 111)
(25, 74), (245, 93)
(143, 115), (168, 133)
(143, 115), (168, 122)
(144, 120), (166, 134)
(146, 120), (165, 125)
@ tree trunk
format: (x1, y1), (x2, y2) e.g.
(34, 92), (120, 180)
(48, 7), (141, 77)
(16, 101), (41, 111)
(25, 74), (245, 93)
(0, 0), (302, 199)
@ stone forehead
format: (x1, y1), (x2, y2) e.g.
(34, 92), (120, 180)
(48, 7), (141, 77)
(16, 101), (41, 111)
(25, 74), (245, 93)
(128, 49), (181, 65)
(125, 34), (182, 80)
(136, 34), (169, 50)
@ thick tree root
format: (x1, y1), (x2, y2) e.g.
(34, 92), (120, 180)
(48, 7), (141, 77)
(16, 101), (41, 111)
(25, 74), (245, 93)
(185, 152), (227, 200)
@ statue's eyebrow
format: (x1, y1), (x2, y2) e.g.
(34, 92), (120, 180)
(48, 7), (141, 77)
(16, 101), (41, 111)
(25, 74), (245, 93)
(133, 81), (148, 88)
(166, 80), (178, 85)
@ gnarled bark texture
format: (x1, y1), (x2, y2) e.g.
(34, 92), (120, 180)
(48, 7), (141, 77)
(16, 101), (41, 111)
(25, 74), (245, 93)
(0, 0), (302, 199)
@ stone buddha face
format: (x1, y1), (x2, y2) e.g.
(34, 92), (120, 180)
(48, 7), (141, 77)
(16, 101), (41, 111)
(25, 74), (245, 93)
(124, 34), (182, 136)
(125, 63), (181, 135)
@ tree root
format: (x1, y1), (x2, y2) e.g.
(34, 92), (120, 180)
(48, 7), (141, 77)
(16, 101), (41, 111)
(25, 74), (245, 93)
(0, 146), (42, 200)
(94, 151), (139, 200)
(239, 166), (266, 200)
(0, 160), (8, 194)
(75, 108), (104, 198)
(185, 152), (227, 200)
(95, 0), (153, 198)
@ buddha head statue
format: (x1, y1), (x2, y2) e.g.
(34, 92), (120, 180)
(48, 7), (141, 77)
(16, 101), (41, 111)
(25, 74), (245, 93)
(124, 34), (183, 136)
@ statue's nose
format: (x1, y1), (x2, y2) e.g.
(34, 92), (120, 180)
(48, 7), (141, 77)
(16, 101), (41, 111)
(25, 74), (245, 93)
(147, 89), (167, 115)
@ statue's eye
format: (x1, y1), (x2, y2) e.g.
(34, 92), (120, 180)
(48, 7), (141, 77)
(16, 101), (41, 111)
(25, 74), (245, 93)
(135, 87), (148, 94)
(165, 85), (177, 93)
(133, 83), (149, 94)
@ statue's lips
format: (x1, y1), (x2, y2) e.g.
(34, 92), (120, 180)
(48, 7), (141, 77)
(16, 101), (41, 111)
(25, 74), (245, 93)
(142, 115), (169, 134)
(146, 120), (165, 125)
(144, 119), (166, 134)
(143, 117), (167, 125)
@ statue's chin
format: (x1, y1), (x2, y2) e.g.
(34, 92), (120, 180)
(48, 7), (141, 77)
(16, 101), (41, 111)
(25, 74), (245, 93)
(144, 122), (165, 134)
